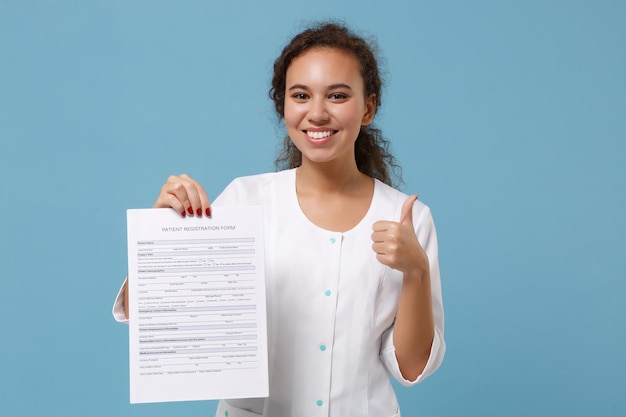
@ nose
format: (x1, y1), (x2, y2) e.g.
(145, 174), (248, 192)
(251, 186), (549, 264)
(307, 97), (330, 123)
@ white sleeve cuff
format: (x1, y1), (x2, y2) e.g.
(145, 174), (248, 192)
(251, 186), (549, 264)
(112, 278), (129, 324)
(380, 327), (446, 386)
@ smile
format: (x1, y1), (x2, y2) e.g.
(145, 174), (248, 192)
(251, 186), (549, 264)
(306, 130), (336, 139)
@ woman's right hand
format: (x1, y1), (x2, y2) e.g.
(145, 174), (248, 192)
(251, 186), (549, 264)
(153, 174), (212, 218)
(125, 174), (211, 320)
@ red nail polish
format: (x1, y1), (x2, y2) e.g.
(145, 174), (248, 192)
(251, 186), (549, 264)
(196, 208), (202, 217)
(181, 210), (186, 217)
(187, 207), (193, 215)
(206, 207), (212, 217)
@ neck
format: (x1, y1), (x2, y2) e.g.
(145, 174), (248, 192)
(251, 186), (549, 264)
(296, 158), (370, 195)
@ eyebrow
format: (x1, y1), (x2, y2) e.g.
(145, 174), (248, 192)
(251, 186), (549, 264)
(288, 83), (353, 91)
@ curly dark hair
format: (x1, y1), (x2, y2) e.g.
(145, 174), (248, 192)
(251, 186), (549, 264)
(270, 22), (401, 186)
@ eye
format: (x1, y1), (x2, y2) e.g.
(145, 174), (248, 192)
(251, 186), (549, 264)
(291, 92), (309, 101)
(329, 93), (348, 101)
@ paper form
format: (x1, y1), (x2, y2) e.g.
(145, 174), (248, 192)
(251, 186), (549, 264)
(126, 207), (268, 404)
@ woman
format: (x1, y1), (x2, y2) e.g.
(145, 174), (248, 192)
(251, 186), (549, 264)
(114, 22), (445, 417)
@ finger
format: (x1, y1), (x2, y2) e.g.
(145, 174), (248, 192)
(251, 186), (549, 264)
(188, 178), (212, 218)
(154, 175), (202, 217)
(371, 230), (387, 243)
(178, 174), (212, 217)
(371, 241), (387, 256)
(164, 193), (187, 217)
(174, 174), (201, 216)
(201, 195), (212, 218)
(176, 174), (213, 217)
(164, 175), (197, 215)
(372, 220), (393, 232)
(153, 179), (187, 215)
(400, 195), (417, 226)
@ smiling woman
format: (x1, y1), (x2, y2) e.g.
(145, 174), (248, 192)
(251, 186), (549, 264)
(270, 23), (397, 187)
(283, 48), (376, 170)
(113, 22), (445, 417)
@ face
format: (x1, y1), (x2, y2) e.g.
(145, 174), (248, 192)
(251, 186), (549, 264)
(283, 47), (376, 166)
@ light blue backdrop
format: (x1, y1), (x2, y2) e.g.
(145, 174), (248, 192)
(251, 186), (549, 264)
(1, 1), (624, 416)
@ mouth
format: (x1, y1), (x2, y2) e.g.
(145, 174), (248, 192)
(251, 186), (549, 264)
(305, 130), (337, 140)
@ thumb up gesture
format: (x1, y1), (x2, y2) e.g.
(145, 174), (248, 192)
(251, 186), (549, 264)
(371, 195), (429, 277)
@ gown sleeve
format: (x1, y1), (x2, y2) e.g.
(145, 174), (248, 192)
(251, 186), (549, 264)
(379, 204), (446, 386)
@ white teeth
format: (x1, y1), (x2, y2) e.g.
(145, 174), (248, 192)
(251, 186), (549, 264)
(307, 131), (333, 139)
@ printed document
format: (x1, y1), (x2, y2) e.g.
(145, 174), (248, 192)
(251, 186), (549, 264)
(126, 207), (268, 404)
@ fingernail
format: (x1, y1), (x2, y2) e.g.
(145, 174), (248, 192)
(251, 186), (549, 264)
(181, 210), (186, 217)
(187, 207), (193, 215)
(206, 207), (212, 217)
(196, 208), (202, 217)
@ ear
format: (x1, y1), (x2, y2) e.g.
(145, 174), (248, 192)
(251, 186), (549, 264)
(361, 94), (377, 126)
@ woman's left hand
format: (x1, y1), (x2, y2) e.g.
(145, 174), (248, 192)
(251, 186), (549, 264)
(371, 195), (429, 278)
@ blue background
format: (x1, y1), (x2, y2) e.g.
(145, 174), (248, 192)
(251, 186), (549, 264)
(1, 1), (624, 416)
